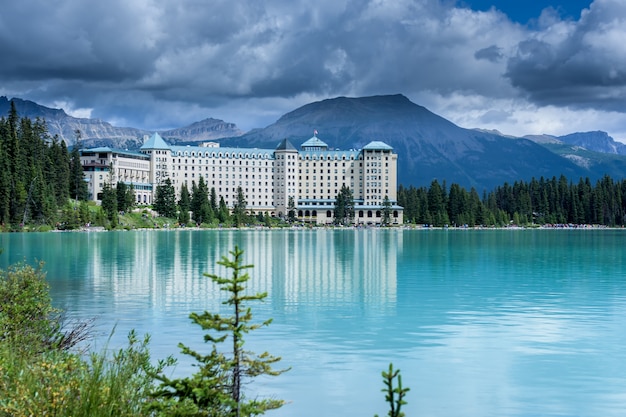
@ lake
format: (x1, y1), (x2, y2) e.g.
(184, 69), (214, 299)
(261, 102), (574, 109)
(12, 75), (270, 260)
(2, 228), (626, 416)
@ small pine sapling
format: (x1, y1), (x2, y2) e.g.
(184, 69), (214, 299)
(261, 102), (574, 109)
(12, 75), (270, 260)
(375, 363), (410, 417)
(148, 246), (288, 417)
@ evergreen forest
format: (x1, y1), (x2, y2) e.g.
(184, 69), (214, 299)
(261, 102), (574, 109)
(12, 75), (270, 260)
(398, 175), (626, 227)
(0, 103), (91, 230)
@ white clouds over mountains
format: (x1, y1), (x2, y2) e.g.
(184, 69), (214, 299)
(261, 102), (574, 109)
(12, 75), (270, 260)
(0, 0), (624, 139)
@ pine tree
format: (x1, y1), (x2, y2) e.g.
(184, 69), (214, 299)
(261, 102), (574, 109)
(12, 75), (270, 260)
(210, 187), (218, 213)
(218, 196), (230, 224)
(0, 130), (10, 224)
(427, 179), (448, 226)
(287, 196), (296, 223)
(334, 191), (345, 225)
(178, 182), (191, 225)
(154, 178), (177, 218)
(69, 147), (88, 201)
(79, 200), (91, 225)
(48, 139), (71, 206)
(334, 185), (354, 225)
(191, 177), (210, 224)
(114, 182), (135, 213)
(101, 182), (118, 224)
(381, 195), (393, 226)
(116, 182), (128, 213)
(232, 187), (247, 227)
(127, 184), (136, 210)
(149, 246), (287, 416)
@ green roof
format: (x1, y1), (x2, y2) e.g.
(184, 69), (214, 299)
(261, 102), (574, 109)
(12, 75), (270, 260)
(140, 132), (171, 150)
(363, 141), (393, 150)
(301, 136), (328, 149)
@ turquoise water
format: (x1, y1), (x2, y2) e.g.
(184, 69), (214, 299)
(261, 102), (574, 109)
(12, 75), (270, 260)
(2, 229), (626, 416)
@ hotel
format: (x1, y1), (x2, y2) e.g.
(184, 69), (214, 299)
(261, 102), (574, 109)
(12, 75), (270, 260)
(80, 133), (403, 224)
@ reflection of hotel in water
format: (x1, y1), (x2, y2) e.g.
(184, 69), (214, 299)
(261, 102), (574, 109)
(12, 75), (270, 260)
(264, 230), (400, 309)
(87, 230), (400, 312)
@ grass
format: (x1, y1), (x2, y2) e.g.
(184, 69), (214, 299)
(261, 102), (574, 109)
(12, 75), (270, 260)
(0, 331), (159, 417)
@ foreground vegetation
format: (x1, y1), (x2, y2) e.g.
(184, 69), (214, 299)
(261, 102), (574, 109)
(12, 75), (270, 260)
(0, 248), (409, 416)
(0, 262), (159, 416)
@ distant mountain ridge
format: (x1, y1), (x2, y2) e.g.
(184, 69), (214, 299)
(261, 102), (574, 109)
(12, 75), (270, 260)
(219, 94), (596, 190)
(2, 94), (625, 190)
(161, 119), (243, 143)
(556, 131), (626, 155)
(0, 96), (243, 148)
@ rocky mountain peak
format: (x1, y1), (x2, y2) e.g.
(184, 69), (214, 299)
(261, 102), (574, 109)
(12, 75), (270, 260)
(0, 97), (243, 147)
(557, 131), (626, 155)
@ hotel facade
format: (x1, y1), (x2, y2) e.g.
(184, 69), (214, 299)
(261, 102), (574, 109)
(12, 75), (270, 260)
(80, 133), (403, 225)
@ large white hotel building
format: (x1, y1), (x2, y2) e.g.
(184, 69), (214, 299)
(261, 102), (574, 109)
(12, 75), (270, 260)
(80, 133), (403, 224)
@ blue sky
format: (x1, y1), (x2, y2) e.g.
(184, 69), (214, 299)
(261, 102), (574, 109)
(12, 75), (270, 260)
(1, 0), (625, 141)
(462, 0), (593, 23)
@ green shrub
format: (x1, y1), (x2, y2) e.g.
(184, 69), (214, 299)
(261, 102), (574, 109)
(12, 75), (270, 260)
(0, 262), (162, 417)
(0, 262), (58, 351)
(0, 331), (160, 417)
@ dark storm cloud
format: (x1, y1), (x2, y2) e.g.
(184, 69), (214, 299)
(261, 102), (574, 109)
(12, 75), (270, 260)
(0, 0), (516, 124)
(474, 45), (504, 62)
(505, 0), (626, 111)
(0, 0), (624, 135)
(0, 0), (162, 82)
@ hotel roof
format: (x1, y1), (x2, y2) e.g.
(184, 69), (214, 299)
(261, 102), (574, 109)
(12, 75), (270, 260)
(363, 141), (393, 150)
(301, 136), (329, 149)
(140, 132), (170, 150)
(80, 147), (148, 158)
(170, 145), (275, 158)
(276, 138), (297, 151)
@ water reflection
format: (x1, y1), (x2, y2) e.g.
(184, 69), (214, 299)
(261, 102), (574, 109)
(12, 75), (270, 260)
(70, 229), (402, 316)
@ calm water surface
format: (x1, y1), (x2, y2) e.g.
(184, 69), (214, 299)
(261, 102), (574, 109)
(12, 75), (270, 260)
(2, 229), (626, 417)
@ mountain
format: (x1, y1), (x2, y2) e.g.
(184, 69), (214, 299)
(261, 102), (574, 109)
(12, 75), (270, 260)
(523, 132), (626, 179)
(220, 94), (591, 190)
(4, 94), (624, 190)
(0, 96), (147, 148)
(523, 134), (562, 144)
(160, 118), (243, 143)
(556, 131), (626, 155)
(0, 96), (242, 148)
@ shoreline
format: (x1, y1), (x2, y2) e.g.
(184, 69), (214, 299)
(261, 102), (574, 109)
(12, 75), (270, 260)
(52, 222), (622, 233)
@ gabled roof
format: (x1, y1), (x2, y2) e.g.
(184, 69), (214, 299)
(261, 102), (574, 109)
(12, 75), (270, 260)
(301, 136), (328, 150)
(140, 132), (171, 150)
(276, 138), (297, 151)
(363, 141), (393, 151)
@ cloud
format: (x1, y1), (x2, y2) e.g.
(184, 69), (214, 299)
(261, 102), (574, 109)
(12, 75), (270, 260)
(0, 0), (623, 140)
(474, 45), (504, 62)
(505, 0), (626, 111)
